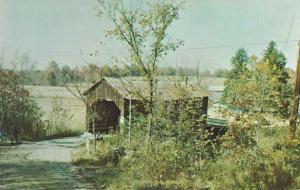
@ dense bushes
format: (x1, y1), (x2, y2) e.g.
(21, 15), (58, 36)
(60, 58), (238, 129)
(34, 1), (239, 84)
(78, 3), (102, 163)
(71, 79), (299, 189)
(0, 71), (44, 144)
(73, 108), (300, 189)
(207, 112), (298, 189)
(222, 42), (293, 118)
(46, 97), (82, 138)
(0, 70), (81, 144)
(73, 95), (217, 188)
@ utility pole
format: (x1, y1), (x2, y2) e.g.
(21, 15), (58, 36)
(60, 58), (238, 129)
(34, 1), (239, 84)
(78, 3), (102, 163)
(289, 41), (300, 139)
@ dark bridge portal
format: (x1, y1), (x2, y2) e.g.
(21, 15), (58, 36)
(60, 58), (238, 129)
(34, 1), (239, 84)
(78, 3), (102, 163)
(89, 100), (121, 133)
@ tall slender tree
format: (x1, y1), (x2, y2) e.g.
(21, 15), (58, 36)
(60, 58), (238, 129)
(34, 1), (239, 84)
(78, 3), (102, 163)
(222, 48), (250, 110)
(97, 0), (184, 142)
(263, 41), (292, 118)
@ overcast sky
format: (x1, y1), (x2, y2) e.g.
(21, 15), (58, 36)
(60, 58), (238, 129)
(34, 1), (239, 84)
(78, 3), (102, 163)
(1, 0), (300, 70)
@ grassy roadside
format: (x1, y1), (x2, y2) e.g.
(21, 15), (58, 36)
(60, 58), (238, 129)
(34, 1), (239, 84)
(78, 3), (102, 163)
(71, 125), (300, 190)
(25, 127), (84, 141)
(1, 126), (84, 145)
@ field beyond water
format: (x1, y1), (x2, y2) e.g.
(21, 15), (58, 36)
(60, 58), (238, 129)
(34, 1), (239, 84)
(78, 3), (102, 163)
(25, 85), (87, 131)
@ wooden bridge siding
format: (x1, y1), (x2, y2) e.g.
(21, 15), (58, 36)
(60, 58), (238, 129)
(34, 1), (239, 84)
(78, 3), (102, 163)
(86, 80), (125, 118)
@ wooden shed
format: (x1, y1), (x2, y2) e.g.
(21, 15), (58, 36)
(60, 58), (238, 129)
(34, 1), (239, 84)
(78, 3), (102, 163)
(83, 77), (210, 133)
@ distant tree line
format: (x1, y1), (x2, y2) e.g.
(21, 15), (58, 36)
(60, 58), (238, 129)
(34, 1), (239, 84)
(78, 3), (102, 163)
(20, 61), (228, 86)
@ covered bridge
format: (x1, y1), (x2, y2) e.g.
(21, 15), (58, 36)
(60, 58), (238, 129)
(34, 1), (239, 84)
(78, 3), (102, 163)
(83, 77), (210, 133)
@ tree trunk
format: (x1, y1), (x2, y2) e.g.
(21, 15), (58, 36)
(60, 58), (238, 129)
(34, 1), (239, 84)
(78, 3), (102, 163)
(289, 42), (300, 139)
(147, 78), (154, 144)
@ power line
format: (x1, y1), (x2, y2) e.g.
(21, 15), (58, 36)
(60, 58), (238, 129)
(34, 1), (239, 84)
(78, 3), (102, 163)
(2, 39), (300, 59)
(177, 39), (300, 51)
(283, 0), (299, 51)
(2, 52), (112, 59)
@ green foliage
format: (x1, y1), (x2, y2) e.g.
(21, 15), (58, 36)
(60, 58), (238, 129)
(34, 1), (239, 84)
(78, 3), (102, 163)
(203, 150), (294, 190)
(222, 42), (292, 118)
(48, 97), (75, 136)
(61, 65), (74, 83)
(73, 136), (123, 167)
(73, 101), (300, 189)
(98, 0), (186, 146)
(263, 41), (289, 80)
(73, 82), (218, 189)
(200, 111), (297, 190)
(230, 48), (250, 77)
(47, 60), (61, 86)
(222, 48), (250, 111)
(263, 41), (292, 117)
(47, 71), (57, 86)
(0, 71), (44, 144)
(70, 2), (298, 189)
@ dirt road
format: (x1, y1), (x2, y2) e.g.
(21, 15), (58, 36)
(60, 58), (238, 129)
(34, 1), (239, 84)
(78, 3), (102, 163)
(0, 137), (95, 190)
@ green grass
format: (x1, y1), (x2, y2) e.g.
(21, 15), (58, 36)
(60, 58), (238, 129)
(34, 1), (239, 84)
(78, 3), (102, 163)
(71, 124), (300, 189)
(26, 127), (84, 141)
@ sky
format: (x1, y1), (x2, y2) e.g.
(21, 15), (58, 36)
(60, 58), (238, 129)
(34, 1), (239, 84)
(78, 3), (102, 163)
(1, 0), (300, 71)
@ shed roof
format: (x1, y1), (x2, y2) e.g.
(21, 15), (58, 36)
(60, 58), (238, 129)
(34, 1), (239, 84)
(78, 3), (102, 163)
(84, 77), (210, 100)
(0, 70), (9, 78)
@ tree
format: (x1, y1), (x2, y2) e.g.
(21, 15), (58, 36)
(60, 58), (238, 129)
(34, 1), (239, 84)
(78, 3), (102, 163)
(100, 64), (113, 77)
(97, 0), (184, 142)
(222, 48), (250, 110)
(263, 41), (289, 81)
(229, 48), (249, 78)
(46, 60), (61, 86)
(0, 54), (43, 144)
(263, 41), (292, 117)
(47, 72), (57, 86)
(62, 65), (73, 83)
(111, 64), (122, 78)
(249, 59), (292, 114)
(83, 64), (101, 83)
(222, 43), (293, 117)
(63, 72), (98, 151)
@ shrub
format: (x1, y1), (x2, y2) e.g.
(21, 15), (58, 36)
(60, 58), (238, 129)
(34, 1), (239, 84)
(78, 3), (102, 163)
(205, 113), (297, 190)
(206, 150), (294, 190)
(0, 72), (44, 144)
(46, 96), (82, 138)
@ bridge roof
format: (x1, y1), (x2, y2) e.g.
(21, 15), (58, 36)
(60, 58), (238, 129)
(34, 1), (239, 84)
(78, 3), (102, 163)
(84, 77), (210, 100)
